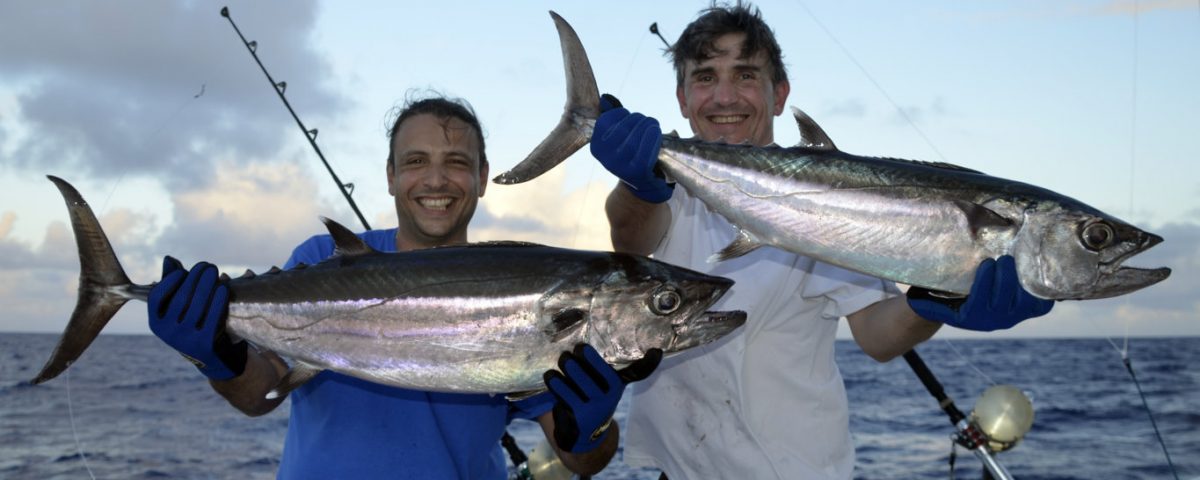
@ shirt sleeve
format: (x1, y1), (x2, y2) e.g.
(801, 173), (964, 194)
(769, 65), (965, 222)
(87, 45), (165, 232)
(801, 261), (901, 320)
(508, 391), (556, 422)
(284, 234), (334, 269)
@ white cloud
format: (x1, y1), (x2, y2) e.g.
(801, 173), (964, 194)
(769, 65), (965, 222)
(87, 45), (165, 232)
(0, 0), (347, 187)
(475, 166), (617, 251)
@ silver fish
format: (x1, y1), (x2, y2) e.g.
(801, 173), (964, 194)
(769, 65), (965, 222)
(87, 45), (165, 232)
(494, 11), (1170, 301)
(31, 175), (745, 397)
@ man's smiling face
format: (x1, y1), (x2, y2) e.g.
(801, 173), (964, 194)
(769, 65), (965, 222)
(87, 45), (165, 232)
(387, 112), (487, 251)
(676, 32), (790, 147)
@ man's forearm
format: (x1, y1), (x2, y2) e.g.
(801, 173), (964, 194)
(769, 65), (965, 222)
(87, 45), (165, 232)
(606, 185), (670, 256)
(538, 413), (619, 476)
(847, 296), (942, 362)
(209, 347), (288, 416)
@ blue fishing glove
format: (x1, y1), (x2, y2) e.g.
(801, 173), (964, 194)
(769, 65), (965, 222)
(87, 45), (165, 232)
(148, 256), (247, 380)
(544, 343), (662, 453)
(590, 93), (673, 203)
(907, 255), (1054, 332)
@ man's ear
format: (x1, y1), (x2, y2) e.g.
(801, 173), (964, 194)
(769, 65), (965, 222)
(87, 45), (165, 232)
(676, 85), (689, 119)
(773, 79), (791, 116)
(386, 159), (397, 196)
(478, 161), (489, 197)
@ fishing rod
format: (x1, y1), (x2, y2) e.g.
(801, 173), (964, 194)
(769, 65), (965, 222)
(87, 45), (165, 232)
(903, 349), (1023, 480)
(219, 6), (371, 231)
(649, 22), (671, 49)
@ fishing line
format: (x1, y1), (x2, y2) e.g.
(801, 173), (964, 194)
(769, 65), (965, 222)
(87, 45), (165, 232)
(1104, 3), (1181, 477)
(63, 83), (205, 479)
(939, 338), (997, 387)
(97, 84), (205, 212)
(65, 368), (97, 480)
(569, 27), (653, 248)
(792, 0), (950, 163)
(787, 2), (1011, 391)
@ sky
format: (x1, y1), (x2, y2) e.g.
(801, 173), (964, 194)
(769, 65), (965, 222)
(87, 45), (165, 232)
(0, 0), (1197, 341)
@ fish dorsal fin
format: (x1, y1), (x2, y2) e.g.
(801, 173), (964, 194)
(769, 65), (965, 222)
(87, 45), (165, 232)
(666, 130), (680, 138)
(238, 269), (256, 279)
(790, 106), (837, 151)
(321, 216), (377, 256)
(266, 363), (323, 400)
(952, 200), (1015, 238)
(709, 229), (764, 263)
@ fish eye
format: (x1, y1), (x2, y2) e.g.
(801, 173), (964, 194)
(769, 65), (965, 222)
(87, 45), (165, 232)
(1080, 222), (1115, 251)
(649, 287), (682, 315)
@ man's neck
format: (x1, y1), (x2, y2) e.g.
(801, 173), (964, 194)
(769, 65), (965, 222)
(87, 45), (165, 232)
(394, 231), (468, 252)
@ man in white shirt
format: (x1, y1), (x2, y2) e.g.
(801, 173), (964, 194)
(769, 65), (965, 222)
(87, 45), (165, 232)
(588, 4), (1054, 479)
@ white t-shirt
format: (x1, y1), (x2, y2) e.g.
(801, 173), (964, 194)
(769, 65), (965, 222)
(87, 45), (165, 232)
(624, 187), (900, 480)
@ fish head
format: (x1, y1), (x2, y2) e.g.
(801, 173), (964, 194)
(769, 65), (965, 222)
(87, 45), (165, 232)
(580, 254), (745, 364)
(1013, 207), (1171, 300)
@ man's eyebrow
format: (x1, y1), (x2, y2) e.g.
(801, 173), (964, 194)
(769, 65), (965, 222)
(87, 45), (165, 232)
(729, 61), (765, 74)
(689, 63), (764, 79)
(689, 66), (717, 78)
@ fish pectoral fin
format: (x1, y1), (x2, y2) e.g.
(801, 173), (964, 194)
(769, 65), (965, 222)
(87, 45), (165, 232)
(953, 200), (1015, 238)
(710, 229), (764, 263)
(266, 363), (323, 400)
(506, 388), (547, 402)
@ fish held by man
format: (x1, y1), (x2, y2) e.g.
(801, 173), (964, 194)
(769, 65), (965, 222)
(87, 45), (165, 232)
(493, 11), (1170, 301)
(31, 175), (745, 398)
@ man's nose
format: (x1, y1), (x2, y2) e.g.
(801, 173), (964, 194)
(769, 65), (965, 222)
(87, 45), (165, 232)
(713, 79), (738, 105)
(422, 163), (450, 188)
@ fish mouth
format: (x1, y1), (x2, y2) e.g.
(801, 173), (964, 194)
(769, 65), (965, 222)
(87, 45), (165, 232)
(666, 309), (747, 353)
(1088, 231), (1172, 300)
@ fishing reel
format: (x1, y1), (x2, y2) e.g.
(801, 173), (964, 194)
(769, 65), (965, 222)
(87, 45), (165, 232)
(967, 384), (1034, 453)
(509, 435), (576, 480)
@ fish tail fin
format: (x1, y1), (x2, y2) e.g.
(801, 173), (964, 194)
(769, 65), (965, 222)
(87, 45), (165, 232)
(31, 176), (137, 385)
(492, 11), (599, 185)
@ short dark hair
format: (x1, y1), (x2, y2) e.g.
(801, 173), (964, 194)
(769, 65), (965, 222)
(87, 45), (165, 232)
(668, 1), (787, 88)
(385, 93), (487, 170)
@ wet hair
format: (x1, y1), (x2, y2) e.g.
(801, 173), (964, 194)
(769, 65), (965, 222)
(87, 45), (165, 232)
(385, 92), (487, 170)
(668, 1), (787, 88)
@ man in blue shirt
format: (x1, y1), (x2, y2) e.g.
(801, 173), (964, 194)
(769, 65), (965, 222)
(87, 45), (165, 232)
(146, 95), (656, 478)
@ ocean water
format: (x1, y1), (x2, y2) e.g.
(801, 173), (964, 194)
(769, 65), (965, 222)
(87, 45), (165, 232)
(2, 334), (1197, 479)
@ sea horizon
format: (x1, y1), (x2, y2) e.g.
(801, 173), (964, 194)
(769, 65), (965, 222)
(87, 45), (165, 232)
(4, 333), (1197, 479)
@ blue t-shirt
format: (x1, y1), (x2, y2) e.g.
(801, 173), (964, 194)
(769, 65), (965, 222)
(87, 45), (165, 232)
(276, 228), (555, 479)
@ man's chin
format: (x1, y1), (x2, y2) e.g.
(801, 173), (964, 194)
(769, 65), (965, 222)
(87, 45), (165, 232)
(700, 127), (752, 144)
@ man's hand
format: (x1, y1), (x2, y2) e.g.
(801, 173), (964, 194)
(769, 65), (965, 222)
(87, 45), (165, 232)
(590, 93), (672, 204)
(907, 255), (1054, 331)
(148, 256), (247, 380)
(544, 344), (661, 453)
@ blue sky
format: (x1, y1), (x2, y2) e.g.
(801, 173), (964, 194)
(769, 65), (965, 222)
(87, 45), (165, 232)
(0, 0), (1197, 339)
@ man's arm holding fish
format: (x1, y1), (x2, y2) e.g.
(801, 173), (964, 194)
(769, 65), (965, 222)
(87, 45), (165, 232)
(536, 344), (662, 474)
(594, 94), (673, 255)
(849, 256), (1056, 362)
(147, 256), (287, 416)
